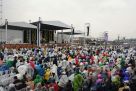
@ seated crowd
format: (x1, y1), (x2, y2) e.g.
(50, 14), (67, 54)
(0, 46), (136, 91)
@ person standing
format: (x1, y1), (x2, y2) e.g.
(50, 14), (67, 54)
(130, 68), (136, 91)
(0, 52), (4, 65)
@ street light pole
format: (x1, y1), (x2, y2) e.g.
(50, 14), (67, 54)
(38, 17), (41, 47)
(85, 23), (90, 36)
(29, 20), (31, 44)
(85, 23), (90, 47)
(84, 31), (85, 46)
(37, 23), (39, 46)
(71, 24), (74, 44)
(5, 19), (8, 44)
(0, 30), (2, 42)
(104, 31), (108, 50)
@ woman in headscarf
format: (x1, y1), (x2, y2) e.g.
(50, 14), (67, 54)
(34, 75), (43, 85)
(35, 64), (44, 76)
(26, 77), (35, 90)
(51, 64), (59, 82)
(73, 73), (84, 91)
(58, 71), (69, 91)
(29, 57), (35, 69)
(44, 68), (51, 81)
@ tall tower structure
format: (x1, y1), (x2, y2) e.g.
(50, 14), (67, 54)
(0, 0), (2, 42)
(0, 0), (2, 25)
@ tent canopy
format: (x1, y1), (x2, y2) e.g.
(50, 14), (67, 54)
(32, 21), (71, 30)
(0, 22), (37, 30)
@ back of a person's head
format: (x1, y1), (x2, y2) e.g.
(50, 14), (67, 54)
(123, 89), (130, 91)
(8, 87), (16, 91)
(41, 65), (43, 68)
(133, 68), (136, 75)
(14, 56), (17, 59)
(0, 52), (4, 61)
(84, 67), (87, 70)
(36, 82), (42, 88)
(120, 82), (124, 87)
(52, 79), (56, 83)
(14, 76), (18, 80)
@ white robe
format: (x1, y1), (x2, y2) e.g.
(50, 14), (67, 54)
(58, 74), (68, 87)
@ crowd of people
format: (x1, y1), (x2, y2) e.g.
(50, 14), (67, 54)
(0, 45), (136, 91)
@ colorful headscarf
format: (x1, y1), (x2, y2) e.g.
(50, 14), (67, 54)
(34, 75), (43, 84)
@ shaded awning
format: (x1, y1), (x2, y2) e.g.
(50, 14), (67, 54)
(32, 21), (71, 30)
(0, 22), (37, 30)
(58, 31), (84, 35)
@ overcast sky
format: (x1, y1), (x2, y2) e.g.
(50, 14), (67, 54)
(3, 0), (136, 40)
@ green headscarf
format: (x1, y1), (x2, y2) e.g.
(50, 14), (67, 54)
(73, 74), (84, 91)
(120, 57), (125, 69)
(34, 75), (43, 84)
(6, 59), (14, 67)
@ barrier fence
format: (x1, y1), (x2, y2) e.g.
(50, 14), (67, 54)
(0, 43), (71, 49)
(1, 44), (38, 49)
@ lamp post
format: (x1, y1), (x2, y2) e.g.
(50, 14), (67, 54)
(5, 19), (8, 44)
(84, 23), (90, 47)
(85, 23), (90, 36)
(118, 35), (120, 47)
(39, 17), (41, 47)
(37, 17), (41, 47)
(61, 29), (63, 43)
(29, 20), (31, 44)
(84, 30), (85, 47)
(104, 31), (108, 50)
(37, 22), (39, 46)
(0, 30), (2, 42)
(70, 24), (74, 44)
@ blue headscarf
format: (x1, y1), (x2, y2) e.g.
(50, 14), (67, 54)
(35, 64), (44, 76)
